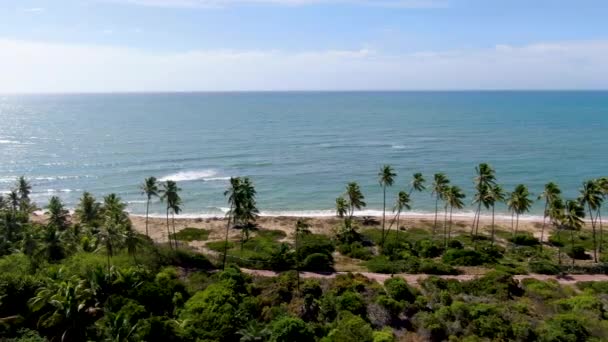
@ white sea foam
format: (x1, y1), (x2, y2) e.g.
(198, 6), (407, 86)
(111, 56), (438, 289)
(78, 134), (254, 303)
(159, 169), (229, 182)
(391, 144), (406, 149)
(0, 139), (21, 144)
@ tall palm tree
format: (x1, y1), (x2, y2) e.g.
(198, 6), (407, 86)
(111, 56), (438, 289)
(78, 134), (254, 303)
(386, 191), (411, 242)
(472, 163), (496, 237)
(549, 197), (565, 265)
(140, 177), (159, 238)
(579, 180), (603, 262)
(16, 176), (32, 213)
(294, 219), (311, 294)
(562, 199), (585, 267)
(431, 173), (450, 235)
(345, 182), (366, 220)
(538, 182), (561, 250)
(170, 193), (182, 250)
(485, 184), (505, 245)
(507, 184), (533, 234)
(8, 190), (19, 212)
(445, 185), (466, 247)
(46, 196), (69, 230)
(75, 192), (101, 229)
(160, 181), (181, 249)
(222, 177), (242, 270)
(124, 226), (141, 263)
(409, 173), (426, 196)
(597, 177), (608, 253)
(238, 177), (259, 244)
(335, 197), (348, 220)
(378, 165), (396, 247)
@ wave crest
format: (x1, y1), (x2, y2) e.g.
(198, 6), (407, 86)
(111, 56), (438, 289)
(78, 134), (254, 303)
(159, 169), (230, 182)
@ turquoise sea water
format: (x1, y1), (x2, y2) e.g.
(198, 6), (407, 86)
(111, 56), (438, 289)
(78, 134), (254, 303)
(0, 91), (606, 218)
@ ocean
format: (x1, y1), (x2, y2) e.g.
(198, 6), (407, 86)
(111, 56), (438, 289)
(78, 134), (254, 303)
(0, 91), (606, 219)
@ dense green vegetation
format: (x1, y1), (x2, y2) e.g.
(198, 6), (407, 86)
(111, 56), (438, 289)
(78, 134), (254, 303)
(0, 163), (607, 341)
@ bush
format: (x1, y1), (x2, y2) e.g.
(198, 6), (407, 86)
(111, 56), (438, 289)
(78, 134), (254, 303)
(567, 245), (589, 260)
(419, 260), (459, 275)
(297, 234), (335, 260)
(384, 277), (416, 303)
(337, 291), (367, 316)
(156, 247), (214, 269)
(339, 242), (373, 260)
(366, 256), (409, 274)
(301, 253), (333, 272)
(509, 233), (540, 246)
(538, 313), (590, 342)
(463, 271), (521, 300)
(442, 249), (486, 266)
(529, 260), (561, 275)
(414, 239), (444, 258)
(270, 316), (314, 342)
(447, 240), (464, 249)
(372, 327), (395, 342)
(170, 227), (210, 241)
(325, 312), (373, 342)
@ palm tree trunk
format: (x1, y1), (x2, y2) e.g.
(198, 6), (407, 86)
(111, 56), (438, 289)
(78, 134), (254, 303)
(381, 186), (386, 247)
(557, 228), (563, 266)
(473, 202), (482, 238)
(433, 196), (439, 235)
(515, 213), (520, 234)
(588, 205), (597, 263)
(448, 205), (453, 246)
(540, 201), (548, 250)
(107, 251), (111, 274)
(510, 211), (514, 235)
(471, 206), (478, 237)
(571, 229), (575, 267)
(598, 209), (603, 255)
(396, 211), (401, 242)
(172, 212), (178, 250)
(166, 208), (171, 249)
(295, 230), (300, 295)
(222, 206), (233, 270)
(491, 205), (496, 245)
(443, 204), (448, 247)
(145, 198), (150, 237)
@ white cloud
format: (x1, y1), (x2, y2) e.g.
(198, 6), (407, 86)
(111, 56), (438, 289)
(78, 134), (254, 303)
(20, 7), (45, 12)
(0, 39), (606, 93)
(106, 0), (447, 8)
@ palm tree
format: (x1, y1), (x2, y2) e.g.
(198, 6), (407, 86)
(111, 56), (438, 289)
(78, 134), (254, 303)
(8, 190), (19, 212)
(46, 196), (69, 230)
(345, 182), (366, 220)
(335, 197), (348, 220)
(99, 216), (125, 272)
(170, 194), (182, 250)
(294, 219), (311, 294)
(549, 197), (565, 265)
(472, 163), (496, 237)
(507, 184), (533, 234)
(562, 199), (585, 267)
(238, 177), (259, 244)
(378, 165), (396, 247)
(140, 177), (159, 238)
(579, 180), (603, 262)
(538, 182), (561, 250)
(485, 184), (505, 245)
(222, 177), (242, 270)
(16, 176), (33, 213)
(124, 226), (142, 263)
(597, 177), (608, 253)
(387, 191), (411, 242)
(445, 185), (466, 247)
(409, 172), (426, 195)
(160, 181), (181, 249)
(75, 192), (101, 229)
(431, 173), (450, 235)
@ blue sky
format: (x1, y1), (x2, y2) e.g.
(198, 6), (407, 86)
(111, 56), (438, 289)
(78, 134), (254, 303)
(1, 0), (607, 92)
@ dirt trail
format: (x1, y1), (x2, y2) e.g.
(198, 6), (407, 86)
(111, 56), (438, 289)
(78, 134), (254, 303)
(240, 268), (608, 285)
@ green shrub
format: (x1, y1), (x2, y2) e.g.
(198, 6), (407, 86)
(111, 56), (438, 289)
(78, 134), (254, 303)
(521, 278), (564, 300)
(297, 234), (335, 259)
(442, 249), (486, 266)
(301, 253), (333, 272)
(414, 239), (443, 258)
(384, 277), (416, 302)
(509, 233), (540, 246)
(538, 313), (590, 342)
(372, 327), (395, 342)
(206, 241), (235, 252)
(337, 291), (366, 316)
(548, 233), (565, 247)
(567, 245), (589, 260)
(366, 256), (408, 274)
(463, 271), (521, 300)
(529, 260), (561, 275)
(576, 281), (608, 294)
(325, 312), (373, 342)
(339, 242), (373, 260)
(170, 227), (210, 241)
(419, 260), (459, 275)
(270, 316), (314, 342)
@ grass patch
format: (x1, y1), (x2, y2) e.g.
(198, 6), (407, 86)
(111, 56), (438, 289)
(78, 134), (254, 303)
(171, 227), (210, 242)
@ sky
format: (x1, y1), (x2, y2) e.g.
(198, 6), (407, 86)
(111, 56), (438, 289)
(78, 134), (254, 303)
(0, 0), (607, 92)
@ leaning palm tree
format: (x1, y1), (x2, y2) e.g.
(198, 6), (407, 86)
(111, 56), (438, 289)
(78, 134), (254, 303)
(160, 181), (181, 249)
(472, 163), (496, 237)
(345, 182), (366, 219)
(140, 177), (159, 238)
(409, 172), (426, 196)
(386, 191), (411, 242)
(597, 177), (608, 253)
(562, 199), (585, 267)
(445, 185), (466, 247)
(378, 165), (396, 247)
(485, 184), (505, 245)
(579, 180), (603, 262)
(507, 184), (533, 234)
(431, 173), (450, 235)
(538, 182), (561, 250)
(170, 195), (182, 250)
(549, 197), (565, 265)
